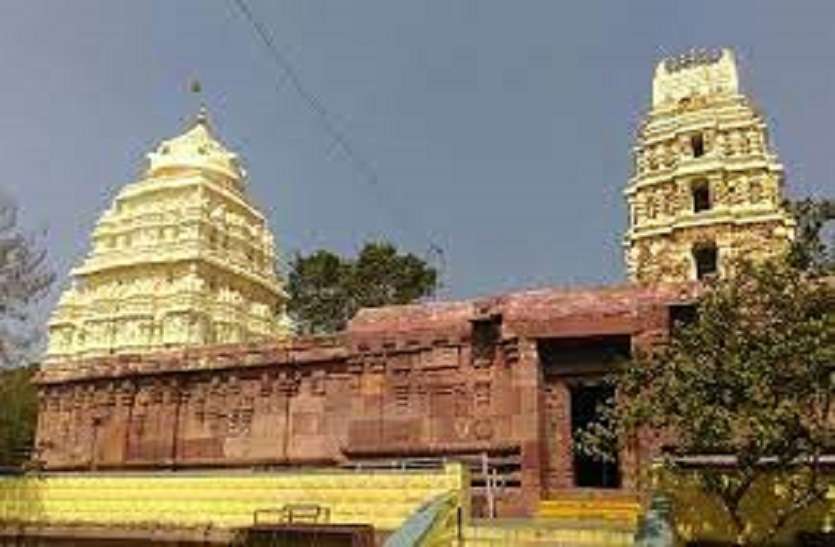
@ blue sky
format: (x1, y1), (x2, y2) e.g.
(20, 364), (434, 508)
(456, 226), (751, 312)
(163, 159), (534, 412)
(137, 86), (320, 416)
(2, 1), (832, 311)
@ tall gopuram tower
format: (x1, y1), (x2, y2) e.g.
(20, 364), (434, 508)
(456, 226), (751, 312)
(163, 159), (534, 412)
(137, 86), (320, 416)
(624, 49), (796, 284)
(46, 107), (290, 361)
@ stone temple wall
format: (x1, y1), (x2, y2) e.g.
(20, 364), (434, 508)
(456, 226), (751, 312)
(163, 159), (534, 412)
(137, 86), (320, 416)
(35, 283), (690, 517)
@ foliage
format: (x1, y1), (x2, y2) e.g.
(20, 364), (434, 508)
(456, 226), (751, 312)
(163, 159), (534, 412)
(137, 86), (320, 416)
(788, 198), (835, 274)
(0, 192), (51, 469)
(286, 241), (438, 334)
(0, 365), (38, 467)
(0, 192), (54, 368)
(578, 258), (835, 545)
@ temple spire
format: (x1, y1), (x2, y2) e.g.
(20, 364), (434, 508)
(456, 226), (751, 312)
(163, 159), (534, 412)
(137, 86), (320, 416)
(45, 102), (290, 361)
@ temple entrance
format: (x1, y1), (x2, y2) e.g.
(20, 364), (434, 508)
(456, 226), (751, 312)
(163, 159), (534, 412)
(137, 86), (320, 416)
(570, 383), (619, 488)
(538, 335), (629, 494)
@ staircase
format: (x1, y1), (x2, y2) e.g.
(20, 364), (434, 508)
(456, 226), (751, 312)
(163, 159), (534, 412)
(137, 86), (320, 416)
(462, 519), (636, 546)
(461, 492), (641, 546)
(537, 491), (641, 527)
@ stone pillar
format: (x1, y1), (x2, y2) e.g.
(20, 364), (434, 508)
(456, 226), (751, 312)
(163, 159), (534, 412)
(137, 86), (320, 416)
(542, 379), (574, 492)
(515, 337), (544, 515)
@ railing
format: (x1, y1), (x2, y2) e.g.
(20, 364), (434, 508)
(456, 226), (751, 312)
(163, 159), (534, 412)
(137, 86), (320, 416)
(253, 503), (331, 525)
(342, 449), (520, 519)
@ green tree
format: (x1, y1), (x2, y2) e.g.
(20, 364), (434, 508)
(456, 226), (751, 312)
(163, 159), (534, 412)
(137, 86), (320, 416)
(287, 241), (439, 334)
(0, 193), (53, 367)
(0, 192), (52, 468)
(0, 365), (38, 467)
(578, 259), (835, 545)
(788, 198), (835, 274)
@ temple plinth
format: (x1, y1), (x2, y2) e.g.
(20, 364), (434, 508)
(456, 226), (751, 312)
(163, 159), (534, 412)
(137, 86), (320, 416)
(46, 108), (290, 361)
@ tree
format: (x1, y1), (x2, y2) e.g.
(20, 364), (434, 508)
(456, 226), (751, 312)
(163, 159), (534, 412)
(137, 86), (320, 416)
(286, 249), (353, 335)
(287, 241), (439, 334)
(788, 198), (835, 274)
(0, 192), (53, 469)
(0, 192), (53, 368)
(0, 365), (38, 467)
(578, 258), (835, 545)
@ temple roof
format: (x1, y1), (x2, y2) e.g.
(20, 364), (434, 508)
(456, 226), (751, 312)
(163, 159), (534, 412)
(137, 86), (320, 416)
(349, 282), (699, 340)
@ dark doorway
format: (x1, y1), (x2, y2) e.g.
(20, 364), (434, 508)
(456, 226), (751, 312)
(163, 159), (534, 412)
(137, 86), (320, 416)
(570, 383), (620, 488)
(538, 336), (629, 493)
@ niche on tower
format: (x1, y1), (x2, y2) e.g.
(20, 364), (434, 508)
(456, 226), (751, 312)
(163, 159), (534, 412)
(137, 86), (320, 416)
(691, 178), (712, 213)
(691, 132), (705, 158)
(692, 241), (718, 280)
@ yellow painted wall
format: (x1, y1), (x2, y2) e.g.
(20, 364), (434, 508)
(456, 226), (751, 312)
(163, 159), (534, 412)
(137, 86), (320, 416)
(0, 463), (466, 534)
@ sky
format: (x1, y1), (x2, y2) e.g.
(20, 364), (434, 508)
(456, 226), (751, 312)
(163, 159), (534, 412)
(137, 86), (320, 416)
(1, 1), (833, 314)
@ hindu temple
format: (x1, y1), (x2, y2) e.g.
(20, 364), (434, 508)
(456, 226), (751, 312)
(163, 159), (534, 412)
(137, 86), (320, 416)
(0, 49), (829, 546)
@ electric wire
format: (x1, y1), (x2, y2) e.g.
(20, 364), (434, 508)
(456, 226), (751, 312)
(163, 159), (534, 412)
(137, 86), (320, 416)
(227, 0), (447, 290)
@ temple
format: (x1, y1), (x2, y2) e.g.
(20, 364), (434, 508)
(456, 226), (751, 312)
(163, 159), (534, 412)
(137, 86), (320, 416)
(1, 50), (828, 545)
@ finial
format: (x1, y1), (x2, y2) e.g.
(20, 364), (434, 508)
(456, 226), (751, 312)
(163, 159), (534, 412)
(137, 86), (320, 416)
(187, 78), (210, 129)
(195, 103), (209, 126)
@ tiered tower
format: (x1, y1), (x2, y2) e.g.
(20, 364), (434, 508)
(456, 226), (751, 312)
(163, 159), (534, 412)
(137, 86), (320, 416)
(46, 108), (290, 361)
(624, 49), (796, 283)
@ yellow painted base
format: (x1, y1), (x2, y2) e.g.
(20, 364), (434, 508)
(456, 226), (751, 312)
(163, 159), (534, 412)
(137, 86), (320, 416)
(463, 518), (636, 546)
(0, 463), (467, 536)
(537, 492), (641, 528)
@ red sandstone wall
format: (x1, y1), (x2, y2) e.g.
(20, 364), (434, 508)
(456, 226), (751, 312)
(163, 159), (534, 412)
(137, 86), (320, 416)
(35, 284), (689, 517)
(35, 340), (531, 468)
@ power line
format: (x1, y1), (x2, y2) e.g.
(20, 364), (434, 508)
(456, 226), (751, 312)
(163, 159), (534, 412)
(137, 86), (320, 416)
(230, 0), (381, 190)
(227, 0), (447, 286)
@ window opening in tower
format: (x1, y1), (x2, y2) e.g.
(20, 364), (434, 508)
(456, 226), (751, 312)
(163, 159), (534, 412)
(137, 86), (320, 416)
(691, 133), (705, 158)
(692, 179), (711, 212)
(693, 243), (718, 280)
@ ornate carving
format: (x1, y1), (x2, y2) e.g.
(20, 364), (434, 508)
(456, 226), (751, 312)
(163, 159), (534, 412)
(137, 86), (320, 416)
(472, 418), (494, 441)
(394, 384), (410, 411)
(625, 49), (795, 284)
(45, 108), (291, 362)
(310, 370), (327, 396)
(474, 381), (491, 409)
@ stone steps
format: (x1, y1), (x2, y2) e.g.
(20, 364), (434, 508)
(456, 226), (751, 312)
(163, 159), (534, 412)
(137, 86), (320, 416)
(537, 491), (642, 527)
(462, 518), (635, 546)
